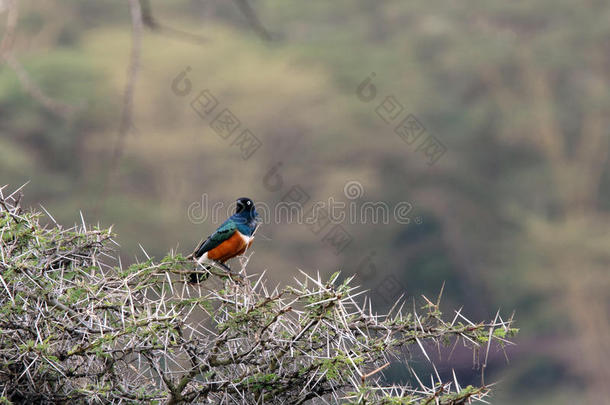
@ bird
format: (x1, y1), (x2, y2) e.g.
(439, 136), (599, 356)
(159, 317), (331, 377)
(188, 197), (259, 283)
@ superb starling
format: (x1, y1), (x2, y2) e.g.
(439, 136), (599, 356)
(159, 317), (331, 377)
(188, 197), (259, 282)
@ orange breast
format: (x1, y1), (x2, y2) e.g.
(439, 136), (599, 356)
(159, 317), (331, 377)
(206, 232), (251, 262)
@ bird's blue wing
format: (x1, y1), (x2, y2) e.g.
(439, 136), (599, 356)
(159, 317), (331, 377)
(193, 219), (237, 258)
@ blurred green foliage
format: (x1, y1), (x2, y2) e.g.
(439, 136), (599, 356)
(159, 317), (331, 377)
(1, 0), (609, 403)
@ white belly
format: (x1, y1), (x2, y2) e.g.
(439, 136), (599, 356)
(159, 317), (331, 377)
(239, 232), (254, 244)
(196, 252), (211, 265)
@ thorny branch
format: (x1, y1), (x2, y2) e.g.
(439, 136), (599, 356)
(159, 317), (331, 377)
(0, 186), (517, 404)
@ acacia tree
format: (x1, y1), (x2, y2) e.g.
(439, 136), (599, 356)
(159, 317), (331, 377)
(0, 187), (516, 404)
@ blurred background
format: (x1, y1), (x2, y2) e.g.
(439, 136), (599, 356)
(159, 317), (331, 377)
(1, 0), (609, 403)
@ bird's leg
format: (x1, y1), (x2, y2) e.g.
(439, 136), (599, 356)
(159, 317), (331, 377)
(211, 260), (244, 284)
(213, 260), (232, 273)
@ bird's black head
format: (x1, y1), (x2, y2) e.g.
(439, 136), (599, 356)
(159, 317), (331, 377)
(235, 197), (255, 214)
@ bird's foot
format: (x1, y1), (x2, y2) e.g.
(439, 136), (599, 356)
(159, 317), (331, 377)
(213, 260), (233, 273)
(212, 261), (244, 284)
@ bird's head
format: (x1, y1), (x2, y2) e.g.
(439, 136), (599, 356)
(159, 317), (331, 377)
(235, 197), (258, 220)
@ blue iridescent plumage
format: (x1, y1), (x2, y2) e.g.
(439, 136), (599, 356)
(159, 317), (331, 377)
(192, 197), (259, 262)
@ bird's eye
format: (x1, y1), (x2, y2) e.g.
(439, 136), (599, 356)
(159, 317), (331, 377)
(247, 201), (251, 205)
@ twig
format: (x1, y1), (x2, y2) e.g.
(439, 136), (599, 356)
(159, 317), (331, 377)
(232, 0), (272, 41)
(0, 0), (78, 119)
(97, 0), (143, 214)
(139, 0), (207, 45)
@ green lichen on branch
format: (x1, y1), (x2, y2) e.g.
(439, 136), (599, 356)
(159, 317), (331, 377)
(0, 187), (516, 404)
